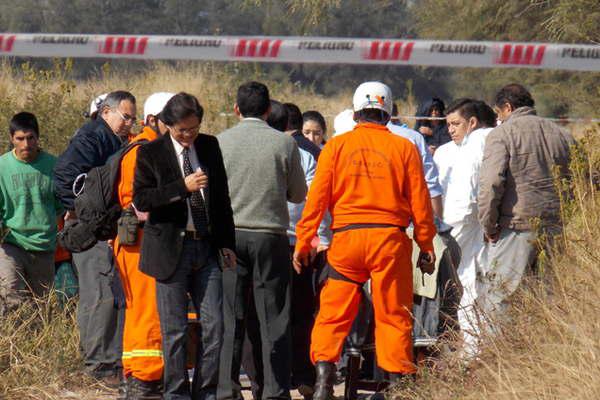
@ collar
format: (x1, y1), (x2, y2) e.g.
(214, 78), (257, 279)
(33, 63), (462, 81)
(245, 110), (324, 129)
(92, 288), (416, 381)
(169, 134), (192, 156)
(506, 106), (537, 122)
(242, 117), (265, 122)
(356, 122), (390, 132)
(135, 126), (160, 142)
(11, 148), (40, 163)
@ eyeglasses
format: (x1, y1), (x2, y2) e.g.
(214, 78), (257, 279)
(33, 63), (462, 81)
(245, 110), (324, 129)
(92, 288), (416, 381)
(114, 108), (137, 123)
(171, 124), (200, 135)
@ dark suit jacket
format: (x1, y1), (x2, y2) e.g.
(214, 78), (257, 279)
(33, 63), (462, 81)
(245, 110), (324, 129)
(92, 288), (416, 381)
(133, 133), (235, 280)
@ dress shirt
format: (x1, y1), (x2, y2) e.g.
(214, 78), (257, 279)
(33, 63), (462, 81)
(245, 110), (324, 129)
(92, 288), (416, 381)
(170, 134), (203, 231)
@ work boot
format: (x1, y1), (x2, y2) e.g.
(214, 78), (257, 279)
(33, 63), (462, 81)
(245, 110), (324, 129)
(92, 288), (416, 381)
(116, 375), (130, 400)
(128, 376), (163, 400)
(370, 372), (415, 400)
(297, 383), (315, 400)
(313, 361), (336, 400)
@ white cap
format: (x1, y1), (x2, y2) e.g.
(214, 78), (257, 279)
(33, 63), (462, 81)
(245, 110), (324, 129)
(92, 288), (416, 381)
(144, 92), (175, 121)
(333, 109), (357, 137)
(89, 93), (108, 116)
(352, 81), (393, 115)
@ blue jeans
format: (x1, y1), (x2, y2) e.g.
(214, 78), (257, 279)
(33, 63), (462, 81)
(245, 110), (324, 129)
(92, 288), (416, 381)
(156, 238), (223, 400)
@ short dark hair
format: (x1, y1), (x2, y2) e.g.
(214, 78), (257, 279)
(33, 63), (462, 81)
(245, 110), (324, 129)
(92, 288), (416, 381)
(266, 100), (288, 132)
(283, 103), (302, 131)
(355, 108), (390, 125)
(237, 81), (270, 118)
(302, 111), (327, 134)
(446, 98), (479, 121)
(102, 90), (136, 111)
(494, 83), (535, 109)
(10, 112), (39, 137)
(159, 92), (204, 126)
(474, 101), (497, 128)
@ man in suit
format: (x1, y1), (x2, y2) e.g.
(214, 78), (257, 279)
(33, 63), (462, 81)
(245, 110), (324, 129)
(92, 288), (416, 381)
(133, 92), (236, 400)
(217, 82), (307, 400)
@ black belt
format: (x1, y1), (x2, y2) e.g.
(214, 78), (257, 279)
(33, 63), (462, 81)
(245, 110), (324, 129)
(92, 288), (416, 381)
(184, 230), (208, 241)
(333, 223), (406, 234)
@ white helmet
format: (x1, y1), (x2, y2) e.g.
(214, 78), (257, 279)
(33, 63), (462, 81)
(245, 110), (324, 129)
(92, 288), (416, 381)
(144, 92), (176, 122)
(352, 81), (393, 116)
(333, 109), (357, 137)
(89, 93), (108, 116)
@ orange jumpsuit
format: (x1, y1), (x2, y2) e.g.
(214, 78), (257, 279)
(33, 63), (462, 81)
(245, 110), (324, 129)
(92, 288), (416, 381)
(113, 126), (163, 381)
(295, 122), (435, 374)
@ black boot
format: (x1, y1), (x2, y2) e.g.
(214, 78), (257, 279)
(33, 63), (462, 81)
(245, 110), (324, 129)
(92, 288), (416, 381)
(116, 375), (129, 400)
(128, 376), (163, 400)
(313, 361), (336, 400)
(371, 372), (415, 399)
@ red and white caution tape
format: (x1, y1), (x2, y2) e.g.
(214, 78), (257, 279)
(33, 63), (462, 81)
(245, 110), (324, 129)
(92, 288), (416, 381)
(0, 33), (599, 71)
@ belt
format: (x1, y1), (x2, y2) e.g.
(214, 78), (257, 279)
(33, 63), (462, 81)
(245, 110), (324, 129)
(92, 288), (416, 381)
(184, 230), (208, 241)
(332, 223), (407, 234)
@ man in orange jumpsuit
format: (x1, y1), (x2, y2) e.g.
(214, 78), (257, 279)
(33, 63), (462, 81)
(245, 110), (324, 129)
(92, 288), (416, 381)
(114, 92), (175, 399)
(293, 82), (436, 400)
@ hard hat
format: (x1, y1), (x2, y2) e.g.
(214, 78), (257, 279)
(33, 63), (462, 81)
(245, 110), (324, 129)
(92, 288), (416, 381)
(352, 81), (393, 116)
(144, 92), (176, 121)
(333, 109), (356, 137)
(89, 93), (108, 116)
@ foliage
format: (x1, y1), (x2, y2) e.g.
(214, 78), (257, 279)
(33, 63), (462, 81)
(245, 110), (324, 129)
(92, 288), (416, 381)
(409, 0), (600, 117)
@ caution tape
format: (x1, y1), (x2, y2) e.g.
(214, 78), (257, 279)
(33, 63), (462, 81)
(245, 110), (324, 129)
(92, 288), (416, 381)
(0, 33), (599, 71)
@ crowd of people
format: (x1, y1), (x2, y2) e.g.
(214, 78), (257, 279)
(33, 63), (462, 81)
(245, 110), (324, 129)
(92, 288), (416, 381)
(0, 79), (575, 400)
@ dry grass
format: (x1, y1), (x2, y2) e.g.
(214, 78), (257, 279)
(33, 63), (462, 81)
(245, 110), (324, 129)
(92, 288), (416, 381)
(0, 60), (351, 157)
(0, 294), (113, 399)
(391, 128), (600, 400)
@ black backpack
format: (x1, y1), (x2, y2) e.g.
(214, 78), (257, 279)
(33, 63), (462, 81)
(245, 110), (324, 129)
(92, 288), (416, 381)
(58, 140), (147, 253)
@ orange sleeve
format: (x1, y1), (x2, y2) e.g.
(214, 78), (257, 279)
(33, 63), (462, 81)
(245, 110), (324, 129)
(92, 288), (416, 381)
(118, 145), (141, 207)
(295, 142), (335, 255)
(402, 142), (435, 252)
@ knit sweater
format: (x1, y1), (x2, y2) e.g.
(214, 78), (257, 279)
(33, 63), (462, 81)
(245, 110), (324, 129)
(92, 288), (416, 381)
(218, 118), (307, 234)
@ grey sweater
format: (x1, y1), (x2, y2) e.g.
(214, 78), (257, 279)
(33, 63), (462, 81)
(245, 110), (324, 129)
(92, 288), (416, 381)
(218, 119), (307, 234)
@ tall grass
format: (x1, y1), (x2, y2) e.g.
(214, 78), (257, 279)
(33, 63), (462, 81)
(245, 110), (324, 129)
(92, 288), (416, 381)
(0, 60), (353, 157)
(392, 127), (600, 400)
(0, 295), (93, 399)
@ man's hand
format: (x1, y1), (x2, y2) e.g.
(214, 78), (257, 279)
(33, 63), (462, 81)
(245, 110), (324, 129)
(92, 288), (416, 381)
(316, 244), (329, 254)
(417, 250), (436, 275)
(220, 248), (237, 269)
(64, 210), (77, 221)
(184, 170), (208, 192)
(293, 250), (310, 274)
(484, 230), (501, 243)
(419, 126), (433, 136)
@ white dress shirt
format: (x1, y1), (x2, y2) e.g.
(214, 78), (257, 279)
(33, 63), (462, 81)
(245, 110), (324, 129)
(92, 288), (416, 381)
(170, 135), (202, 231)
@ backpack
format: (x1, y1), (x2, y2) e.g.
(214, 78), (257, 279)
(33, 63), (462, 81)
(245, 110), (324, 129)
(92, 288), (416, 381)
(58, 140), (147, 253)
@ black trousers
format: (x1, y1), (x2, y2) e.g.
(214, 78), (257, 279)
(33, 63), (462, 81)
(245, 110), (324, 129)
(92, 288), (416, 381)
(156, 238), (223, 400)
(240, 247), (324, 398)
(218, 231), (292, 400)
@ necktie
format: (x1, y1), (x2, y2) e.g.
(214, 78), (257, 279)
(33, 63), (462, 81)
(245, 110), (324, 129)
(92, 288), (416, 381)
(182, 147), (209, 235)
